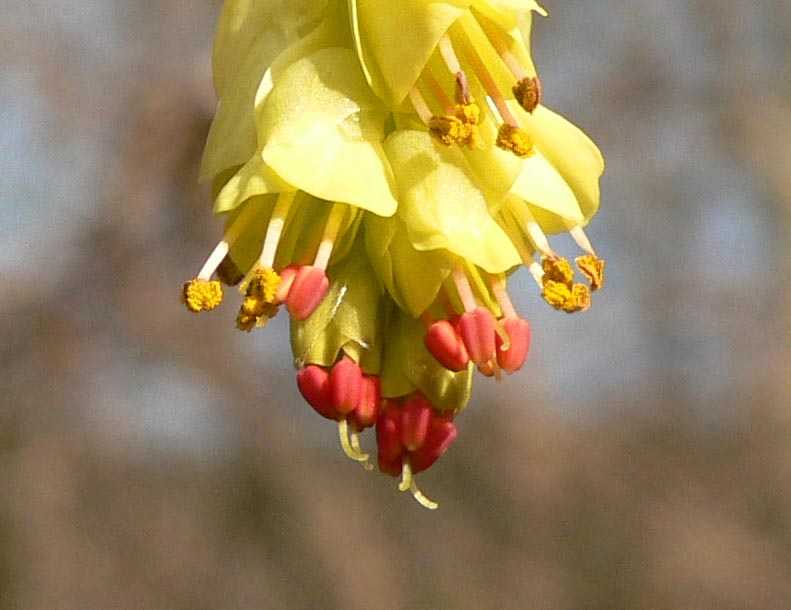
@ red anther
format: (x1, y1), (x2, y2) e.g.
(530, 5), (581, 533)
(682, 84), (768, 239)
(296, 365), (336, 420)
(410, 417), (458, 474)
(378, 454), (404, 477)
(425, 319), (470, 372)
(275, 265), (299, 304)
(400, 394), (432, 452)
(457, 307), (496, 364)
(329, 356), (363, 415)
(376, 404), (404, 475)
(286, 265), (329, 321)
(349, 375), (380, 432)
(496, 317), (531, 374)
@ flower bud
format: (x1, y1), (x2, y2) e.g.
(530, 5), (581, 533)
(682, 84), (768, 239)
(457, 307), (496, 364)
(425, 319), (469, 372)
(496, 317), (531, 373)
(329, 356), (363, 415)
(286, 265), (329, 321)
(296, 365), (335, 420)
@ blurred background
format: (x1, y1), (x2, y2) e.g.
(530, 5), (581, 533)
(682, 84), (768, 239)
(2, 1), (790, 608)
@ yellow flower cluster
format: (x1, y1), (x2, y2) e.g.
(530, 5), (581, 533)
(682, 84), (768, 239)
(181, 0), (606, 508)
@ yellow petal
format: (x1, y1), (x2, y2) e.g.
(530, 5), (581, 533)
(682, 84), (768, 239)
(472, 0), (546, 31)
(384, 129), (521, 273)
(201, 6), (352, 182)
(510, 151), (584, 230)
(259, 48), (398, 217)
(365, 215), (452, 318)
(518, 104), (605, 221)
(212, 0), (329, 97)
(349, 0), (472, 106)
(214, 155), (292, 214)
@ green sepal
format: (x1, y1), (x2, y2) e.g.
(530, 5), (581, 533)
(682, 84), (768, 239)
(290, 238), (383, 374)
(380, 307), (473, 413)
(365, 214), (453, 318)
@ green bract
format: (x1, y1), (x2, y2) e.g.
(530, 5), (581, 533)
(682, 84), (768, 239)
(380, 306), (474, 412)
(291, 238), (383, 373)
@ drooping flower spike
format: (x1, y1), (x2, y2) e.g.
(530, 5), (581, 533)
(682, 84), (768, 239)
(183, 0), (607, 509)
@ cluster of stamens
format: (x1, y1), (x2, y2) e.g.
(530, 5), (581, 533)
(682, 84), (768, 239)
(184, 2), (607, 511)
(181, 193), (343, 328)
(409, 13), (542, 158)
(423, 264), (532, 379)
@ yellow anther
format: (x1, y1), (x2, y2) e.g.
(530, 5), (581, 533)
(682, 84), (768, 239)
(235, 302), (277, 332)
(567, 284), (592, 313)
(429, 103), (481, 148)
(496, 124), (533, 157)
(576, 255), (606, 291)
(240, 296), (266, 317)
(513, 77), (541, 113)
(182, 279), (223, 313)
(235, 267), (281, 331)
(453, 103), (480, 126)
(541, 279), (572, 311)
(246, 267), (282, 304)
(542, 256), (575, 285)
(235, 313), (257, 332)
(216, 255), (243, 286)
(429, 115), (467, 146)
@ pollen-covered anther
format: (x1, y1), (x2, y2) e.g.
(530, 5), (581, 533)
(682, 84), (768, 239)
(235, 301), (277, 332)
(576, 255), (606, 291)
(542, 256), (575, 285)
(564, 284), (592, 313)
(454, 102), (480, 126)
(182, 279), (223, 313)
(246, 267), (282, 304)
(513, 76), (542, 113)
(542, 279), (572, 311)
(235, 267), (282, 331)
(496, 123), (534, 157)
(429, 115), (469, 147)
